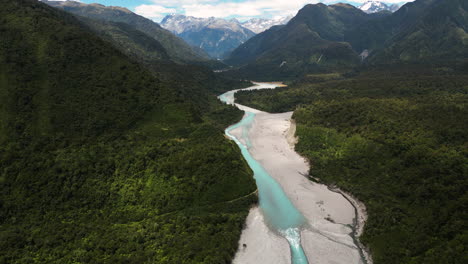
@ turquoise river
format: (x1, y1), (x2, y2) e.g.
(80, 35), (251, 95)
(219, 87), (309, 264)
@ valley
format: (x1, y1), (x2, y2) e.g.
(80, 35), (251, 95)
(220, 83), (370, 264)
(1, 0), (466, 264)
(234, 69), (468, 263)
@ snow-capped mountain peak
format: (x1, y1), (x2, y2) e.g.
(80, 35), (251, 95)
(161, 15), (250, 35)
(359, 1), (400, 14)
(160, 14), (258, 59)
(241, 16), (292, 34)
(161, 14), (291, 35)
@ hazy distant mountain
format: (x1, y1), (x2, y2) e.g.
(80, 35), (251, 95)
(241, 16), (293, 34)
(42, 0), (209, 63)
(359, 1), (401, 13)
(161, 14), (255, 59)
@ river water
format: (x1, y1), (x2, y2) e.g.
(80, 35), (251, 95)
(219, 83), (309, 264)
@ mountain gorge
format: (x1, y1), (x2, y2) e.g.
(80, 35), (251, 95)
(161, 15), (256, 59)
(161, 14), (292, 59)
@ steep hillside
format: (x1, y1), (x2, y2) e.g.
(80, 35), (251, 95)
(79, 18), (171, 63)
(161, 15), (255, 59)
(225, 3), (373, 80)
(43, 0), (210, 63)
(0, 1), (256, 263)
(59, 16), (236, 88)
(346, 0), (438, 53)
(224, 24), (285, 66)
(369, 0), (468, 63)
(290, 3), (369, 42)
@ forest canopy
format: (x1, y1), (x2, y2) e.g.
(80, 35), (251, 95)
(0, 1), (255, 263)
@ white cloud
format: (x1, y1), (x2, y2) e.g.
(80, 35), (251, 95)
(135, 0), (414, 21)
(134, 4), (177, 20)
(183, 0), (317, 19)
(324, 0), (413, 3)
(149, 0), (216, 5)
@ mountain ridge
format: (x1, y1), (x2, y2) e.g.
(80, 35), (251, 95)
(225, 0), (467, 79)
(224, 3), (377, 79)
(369, 0), (468, 63)
(42, 0), (210, 63)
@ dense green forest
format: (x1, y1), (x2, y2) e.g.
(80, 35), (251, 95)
(0, 1), (255, 263)
(2, 0), (466, 263)
(235, 67), (468, 264)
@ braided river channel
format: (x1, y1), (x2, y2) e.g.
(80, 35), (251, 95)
(219, 82), (371, 264)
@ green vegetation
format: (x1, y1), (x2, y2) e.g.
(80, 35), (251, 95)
(225, 3), (369, 80)
(235, 68), (468, 264)
(43, 0), (210, 63)
(367, 0), (468, 64)
(79, 18), (171, 63)
(0, 1), (255, 263)
(345, 0), (438, 53)
(2, 0), (466, 263)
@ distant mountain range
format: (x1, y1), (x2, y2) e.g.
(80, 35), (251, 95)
(161, 15), (291, 59)
(359, 1), (401, 13)
(161, 15), (255, 59)
(225, 0), (467, 80)
(41, 0), (466, 78)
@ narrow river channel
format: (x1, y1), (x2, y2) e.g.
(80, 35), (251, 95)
(219, 83), (370, 264)
(223, 107), (308, 263)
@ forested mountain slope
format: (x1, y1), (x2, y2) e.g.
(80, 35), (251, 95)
(78, 18), (171, 63)
(346, 0), (438, 53)
(368, 0), (468, 63)
(224, 3), (381, 80)
(43, 0), (210, 63)
(225, 0), (467, 80)
(0, 0), (255, 263)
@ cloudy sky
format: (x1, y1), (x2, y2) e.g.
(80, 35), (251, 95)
(74, 0), (413, 22)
